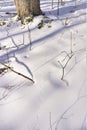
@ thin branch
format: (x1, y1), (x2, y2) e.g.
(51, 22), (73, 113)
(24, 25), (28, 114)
(0, 92), (8, 101)
(58, 60), (64, 80)
(22, 33), (25, 45)
(57, 0), (59, 18)
(52, 0), (53, 9)
(64, 54), (73, 68)
(49, 112), (52, 130)
(28, 24), (32, 50)
(61, 51), (71, 59)
(58, 53), (73, 80)
(0, 62), (34, 83)
(70, 31), (73, 54)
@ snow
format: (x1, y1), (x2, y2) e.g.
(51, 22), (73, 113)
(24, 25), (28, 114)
(0, 0), (87, 130)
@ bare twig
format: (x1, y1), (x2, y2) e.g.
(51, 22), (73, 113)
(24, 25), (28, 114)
(57, 0), (59, 18)
(0, 62), (34, 83)
(58, 53), (73, 80)
(62, 51), (71, 58)
(86, 48), (87, 65)
(28, 24), (32, 50)
(22, 33), (25, 45)
(0, 92), (8, 101)
(61, 51), (71, 61)
(5, 27), (18, 48)
(74, 0), (77, 9)
(70, 31), (73, 54)
(58, 60), (64, 80)
(0, 27), (26, 51)
(57, 30), (74, 80)
(49, 112), (52, 130)
(52, 0), (53, 9)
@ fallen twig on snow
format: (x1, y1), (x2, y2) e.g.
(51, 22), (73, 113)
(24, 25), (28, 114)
(0, 62), (34, 83)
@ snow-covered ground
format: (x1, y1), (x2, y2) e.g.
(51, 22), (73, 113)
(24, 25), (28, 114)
(0, 0), (87, 130)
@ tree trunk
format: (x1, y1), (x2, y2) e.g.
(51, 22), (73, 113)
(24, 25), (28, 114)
(14, 0), (41, 23)
(32, 0), (41, 15)
(59, 0), (63, 5)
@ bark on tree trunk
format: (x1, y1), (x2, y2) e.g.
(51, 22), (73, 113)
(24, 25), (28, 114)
(32, 0), (41, 15)
(14, 0), (41, 23)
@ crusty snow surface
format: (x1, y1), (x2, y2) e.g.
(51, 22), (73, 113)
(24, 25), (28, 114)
(0, 0), (87, 130)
